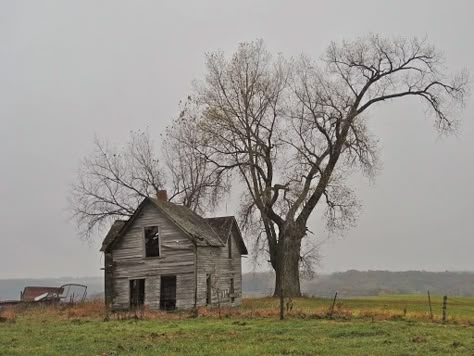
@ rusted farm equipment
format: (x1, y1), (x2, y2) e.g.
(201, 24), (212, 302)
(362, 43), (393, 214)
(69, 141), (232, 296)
(0, 283), (87, 308)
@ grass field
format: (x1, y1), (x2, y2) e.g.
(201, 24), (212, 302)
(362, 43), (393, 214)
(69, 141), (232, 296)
(1, 295), (473, 355)
(243, 294), (474, 320)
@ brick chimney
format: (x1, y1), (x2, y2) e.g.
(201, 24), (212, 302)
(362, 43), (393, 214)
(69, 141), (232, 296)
(156, 190), (168, 202)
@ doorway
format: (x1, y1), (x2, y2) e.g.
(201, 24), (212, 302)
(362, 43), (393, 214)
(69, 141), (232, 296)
(129, 279), (145, 309)
(206, 274), (212, 305)
(160, 275), (176, 310)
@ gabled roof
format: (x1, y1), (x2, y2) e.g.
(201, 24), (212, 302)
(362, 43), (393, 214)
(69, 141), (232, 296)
(205, 216), (234, 243)
(205, 216), (248, 255)
(149, 198), (223, 247)
(100, 220), (127, 252)
(102, 197), (248, 252)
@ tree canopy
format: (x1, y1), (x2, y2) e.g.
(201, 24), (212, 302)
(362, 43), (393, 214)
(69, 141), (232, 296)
(174, 35), (468, 296)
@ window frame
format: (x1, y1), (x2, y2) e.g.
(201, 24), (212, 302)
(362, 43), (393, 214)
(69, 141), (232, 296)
(143, 225), (161, 258)
(129, 278), (145, 308)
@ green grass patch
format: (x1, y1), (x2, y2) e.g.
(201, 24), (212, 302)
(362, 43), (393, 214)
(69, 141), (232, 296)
(1, 296), (473, 355)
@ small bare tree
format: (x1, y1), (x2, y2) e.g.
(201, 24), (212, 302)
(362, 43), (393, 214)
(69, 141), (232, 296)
(70, 130), (164, 237)
(70, 128), (226, 238)
(177, 35), (468, 297)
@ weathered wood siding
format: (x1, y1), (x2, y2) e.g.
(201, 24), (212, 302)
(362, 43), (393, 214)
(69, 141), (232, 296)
(104, 253), (114, 306)
(196, 223), (243, 307)
(109, 200), (195, 310)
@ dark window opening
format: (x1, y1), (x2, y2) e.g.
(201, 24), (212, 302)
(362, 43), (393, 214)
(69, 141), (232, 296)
(144, 226), (160, 257)
(230, 278), (235, 303)
(160, 275), (176, 311)
(129, 279), (145, 308)
(206, 274), (212, 305)
(228, 236), (232, 259)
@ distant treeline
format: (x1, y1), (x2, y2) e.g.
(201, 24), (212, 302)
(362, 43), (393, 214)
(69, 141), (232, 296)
(2, 271), (474, 301)
(244, 270), (474, 297)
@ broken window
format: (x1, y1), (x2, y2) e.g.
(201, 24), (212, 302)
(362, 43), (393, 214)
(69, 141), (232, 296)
(129, 279), (145, 308)
(144, 226), (160, 257)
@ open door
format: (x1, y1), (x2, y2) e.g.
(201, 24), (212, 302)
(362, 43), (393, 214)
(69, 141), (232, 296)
(160, 275), (176, 310)
(130, 279), (145, 309)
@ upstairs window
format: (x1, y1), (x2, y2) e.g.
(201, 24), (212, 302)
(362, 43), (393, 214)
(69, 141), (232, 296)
(144, 226), (160, 257)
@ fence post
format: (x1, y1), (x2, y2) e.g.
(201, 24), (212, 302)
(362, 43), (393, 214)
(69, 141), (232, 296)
(427, 291), (433, 320)
(442, 295), (448, 322)
(329, 292), (338, 318)
(279, 289), (285, 320)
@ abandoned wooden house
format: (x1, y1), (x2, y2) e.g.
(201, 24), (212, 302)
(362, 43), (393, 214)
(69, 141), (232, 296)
(100, 191), (248, 311)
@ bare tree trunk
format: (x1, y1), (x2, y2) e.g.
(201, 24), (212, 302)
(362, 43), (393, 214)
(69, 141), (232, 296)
(273, 233), (302, 297)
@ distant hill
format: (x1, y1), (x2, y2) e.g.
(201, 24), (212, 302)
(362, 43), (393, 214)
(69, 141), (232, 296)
(303, 270), (474, 297)
(2, 271), (474, 301)
(245, 270), (474, 297)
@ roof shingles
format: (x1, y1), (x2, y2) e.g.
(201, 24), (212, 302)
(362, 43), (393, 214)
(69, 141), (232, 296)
(149, 198), (224, 247)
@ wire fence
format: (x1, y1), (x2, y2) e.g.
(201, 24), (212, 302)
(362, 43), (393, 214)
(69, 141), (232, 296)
(243, 291), (474, 322)
(323, 292), (474, 322)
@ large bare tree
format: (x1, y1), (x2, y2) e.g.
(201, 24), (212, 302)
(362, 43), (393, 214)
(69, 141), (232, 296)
(70, 129), (225, 238)
(176, 36), (468, 297)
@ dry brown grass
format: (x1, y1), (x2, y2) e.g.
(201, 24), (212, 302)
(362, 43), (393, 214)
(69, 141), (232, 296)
(0, 306), (17, 323)
(2, 297), (473, 325)
(0, 299), (107, 322)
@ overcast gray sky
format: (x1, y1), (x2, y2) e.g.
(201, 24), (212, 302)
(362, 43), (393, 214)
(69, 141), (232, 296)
(1, 0), (473, 278)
